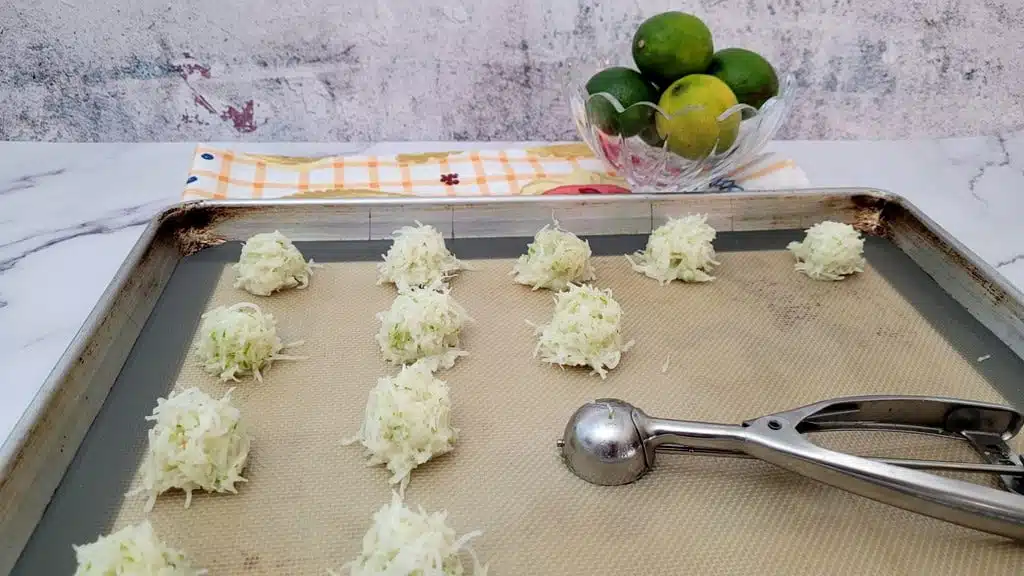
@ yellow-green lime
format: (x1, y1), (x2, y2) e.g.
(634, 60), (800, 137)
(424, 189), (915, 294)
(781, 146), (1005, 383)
(706, 48), (780, 109)
(656, 74), (740, 159)
(585, 67), (660, 137)
(632, 12), (714, 87)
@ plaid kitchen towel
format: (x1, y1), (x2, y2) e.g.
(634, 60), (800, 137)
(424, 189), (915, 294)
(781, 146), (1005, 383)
(182, 143), (808, 200)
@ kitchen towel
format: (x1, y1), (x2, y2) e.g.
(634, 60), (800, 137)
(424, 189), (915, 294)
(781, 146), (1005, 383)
(182, 143), (809, 200)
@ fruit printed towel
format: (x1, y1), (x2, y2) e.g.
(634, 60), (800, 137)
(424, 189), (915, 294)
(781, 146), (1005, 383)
(182, 143), (808, 200)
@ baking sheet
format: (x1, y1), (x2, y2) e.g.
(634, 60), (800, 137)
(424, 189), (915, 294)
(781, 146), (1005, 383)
(15, 232), (1024, 575)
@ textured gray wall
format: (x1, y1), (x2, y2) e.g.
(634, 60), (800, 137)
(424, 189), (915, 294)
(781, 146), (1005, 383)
(1, 0), (1021, 141)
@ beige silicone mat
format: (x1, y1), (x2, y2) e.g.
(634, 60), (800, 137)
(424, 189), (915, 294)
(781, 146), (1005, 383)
(112, 252), (1024, 575)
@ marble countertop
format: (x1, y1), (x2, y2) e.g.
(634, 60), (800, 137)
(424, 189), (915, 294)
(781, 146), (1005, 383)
(2, 135), (1024, 447)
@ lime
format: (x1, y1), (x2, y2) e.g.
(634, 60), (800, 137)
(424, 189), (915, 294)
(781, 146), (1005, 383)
(632, 12), (714, 87)
(638, 83), (669, 147)
(656, 74), (740, 159)
(707, 48), (780, 109)
(585, 67), (660, 137)
(638, 123), (666, 147)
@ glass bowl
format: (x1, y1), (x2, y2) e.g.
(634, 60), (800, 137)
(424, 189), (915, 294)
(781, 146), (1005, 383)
(568, 67), (795, 192)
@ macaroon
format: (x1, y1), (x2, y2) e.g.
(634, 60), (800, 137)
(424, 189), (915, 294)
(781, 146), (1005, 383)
(73, 522), (203, 576)
(788, 221), (866, 281)
(233, 230), (315, 296)
(532, 283), (634, 379)
(627, 214), (720, 283)
(130, 387), (250, 511)
(345, 362), (458, 492)
(376, 286), (470, 371)
(340, 493), (487, 576)
(378, 222), (465, 291)
(512, 220), (596, 291)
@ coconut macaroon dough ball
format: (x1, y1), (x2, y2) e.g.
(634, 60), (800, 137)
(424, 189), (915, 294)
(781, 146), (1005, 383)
(788, 220), (866, 281)
(233, 230), (315, 296)
(512, 220), (596, 291)
(378, 222), (465, 291)
(376, 287), (469, 371)
(627, 214), (720, 284)
(73, 521), (204, 576)
(345, 362), (458, 492)
(533, 283), (634, 379)
(130, 387), (250, 511)
(194, 302), (303, 382)
(337, 493), (487, 576)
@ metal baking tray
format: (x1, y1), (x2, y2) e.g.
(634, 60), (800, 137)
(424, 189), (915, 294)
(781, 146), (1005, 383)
(4, 190), (1024, 575)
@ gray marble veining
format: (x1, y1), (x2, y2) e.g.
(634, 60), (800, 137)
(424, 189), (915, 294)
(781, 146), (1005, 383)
(1, 0), (1021, 141)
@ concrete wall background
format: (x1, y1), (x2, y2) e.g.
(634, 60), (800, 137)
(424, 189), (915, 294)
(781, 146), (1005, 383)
(1, 0), (1021, 141)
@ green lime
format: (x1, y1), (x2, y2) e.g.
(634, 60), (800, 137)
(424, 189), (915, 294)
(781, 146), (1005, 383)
(656, 74), (740, 159)
(585, 67), (660, 137)
(638, 83), (669, 147)
(632, 12), (714, 87)
(706, 48), (780, 109)
(638, 123), (666, 147)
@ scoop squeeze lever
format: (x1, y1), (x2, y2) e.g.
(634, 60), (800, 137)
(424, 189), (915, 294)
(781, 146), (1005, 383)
(559, 395), (1024, 540)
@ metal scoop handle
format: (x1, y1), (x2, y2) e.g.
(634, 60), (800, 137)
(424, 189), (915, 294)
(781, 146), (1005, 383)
(652, 394), (1024, 475)
(638, 395), (1024, 540)
(651, 445), (1024, 476)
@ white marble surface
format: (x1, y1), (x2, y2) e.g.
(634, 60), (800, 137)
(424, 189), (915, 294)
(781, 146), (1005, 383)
(2, 135), (1024, 447)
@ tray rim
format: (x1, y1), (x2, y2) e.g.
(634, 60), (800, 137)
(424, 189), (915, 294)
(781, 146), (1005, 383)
(4, 186), (1024, 572)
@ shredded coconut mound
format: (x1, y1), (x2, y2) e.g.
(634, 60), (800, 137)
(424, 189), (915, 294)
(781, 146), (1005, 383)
(511, 221), (595, 291)
(345, 362), (458, 492)
(73, 521), (205, 576)
(533, 283), (634, 379)
(131, 387), (250, 512)
(376, 287), (469, 371)
(233, 230), (315, 296)
(787, 220), (866, 281)
(194, 302), (302, 382)
(337, 493), (487, 576)
(378, 222), (465, 291)
(627, 214), (720, 284)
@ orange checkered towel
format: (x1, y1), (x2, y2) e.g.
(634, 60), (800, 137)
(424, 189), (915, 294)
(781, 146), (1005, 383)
(182, 143), (808, 200)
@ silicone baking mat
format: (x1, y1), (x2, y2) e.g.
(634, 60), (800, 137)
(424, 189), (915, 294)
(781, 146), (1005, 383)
(15, 234), (1024, 575)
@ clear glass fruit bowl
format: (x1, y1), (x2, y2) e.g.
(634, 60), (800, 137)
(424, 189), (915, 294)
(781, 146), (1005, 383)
(568, 67), (795, 193)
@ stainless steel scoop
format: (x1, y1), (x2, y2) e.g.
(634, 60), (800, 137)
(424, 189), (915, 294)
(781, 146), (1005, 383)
(559, 395), (1024, 540)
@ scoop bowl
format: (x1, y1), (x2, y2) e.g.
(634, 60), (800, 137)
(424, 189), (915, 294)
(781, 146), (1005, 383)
(559, 398), (651, 485)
